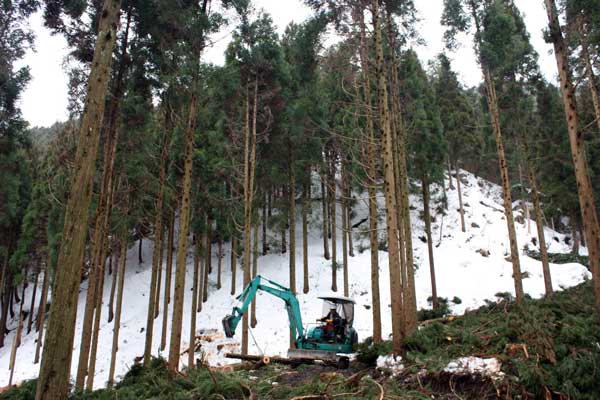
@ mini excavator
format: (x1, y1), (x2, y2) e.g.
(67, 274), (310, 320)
(222, 275), (358, 368)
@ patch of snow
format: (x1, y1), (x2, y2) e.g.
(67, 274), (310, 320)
(0, 169), (591, 389)
(444, 356), (504, 380)
(376, 354), (404, 376)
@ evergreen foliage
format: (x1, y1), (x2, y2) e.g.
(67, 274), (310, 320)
(3, 0), (600, 397)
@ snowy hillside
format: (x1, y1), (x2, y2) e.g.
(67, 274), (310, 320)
(0, 170), (590, 389)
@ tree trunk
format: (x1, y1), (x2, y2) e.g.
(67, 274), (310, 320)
(9, 287), (15, 319)
(580, 218), (587, 248)
(0, 250), (8, 348)
(344, 163), (354, 258)
(86, 241), (108, 390)
(35, 1), (121, 397)
(231, 234), (237, 295)
(137, 238), (143, 264)
(578, 17), (600, 134)
(329, 151), (338, 292)
(206, 221), (213, 275)
(75, 10), (131, 386)
(385, 10), (415, 335)
(0, 284), (9, 349)
(455, 161), (466, 232)
(242, 79), (258, 355)
(262, 194), (268, 255)
(197, 239), (204, 313)
(341, 164), (349, 297)
(27, 273), (39, 334)
(167, 80), (197, 371)
(302, 182), (310, 294)
(466, 3), (523, 304)
(356, 5), (381, 342)
(8, 311), (24, 387)
(321, 174), (330, 260)
(281, 198), (287, 254)
(251, 222), (259, 328)
(289, 147), (297, 294)
(145, 115), (172, 362)
(188, 238), (200, 369)
(107, 250), (119, 323)
(34, 267), (50, 364)
(447, 157), (455, 190)
(347, 201), (354, 257)
(108, 235), (127, 387)
(268, 188), (273, 218)
(527, 165), (553, 295)
(154, 227), (164, 318)
(372, 0), (404, 353)
(483, 67), (524, 304)
(217, 237), (223, 289)
(422, 177), (438, 310)
(518, 164), (530, 234)
(202, 223), (209, 303)
(160, 211), (175, 351)
(571, 212), (580, 255)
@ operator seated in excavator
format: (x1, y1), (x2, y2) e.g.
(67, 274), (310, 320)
(318, 307), (346, 342)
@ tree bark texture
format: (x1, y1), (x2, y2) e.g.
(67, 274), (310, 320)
(161, 211), (175, 351)
(108, 235), (128, 387)
(422, 177), (438, 310)
(356, 5), (382, 342)
(36, 1), (121, 398)
(372, 0), (404, 353)
(167, 84), (197, 370)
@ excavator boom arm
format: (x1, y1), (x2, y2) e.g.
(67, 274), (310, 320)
(222, 276), (304, 342)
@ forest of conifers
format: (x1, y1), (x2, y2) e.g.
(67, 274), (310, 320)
(2, 0), (600, 398)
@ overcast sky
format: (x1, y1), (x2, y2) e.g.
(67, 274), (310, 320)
(17, 0), (557, 128)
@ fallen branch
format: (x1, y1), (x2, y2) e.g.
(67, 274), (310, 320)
(332, 389), (363, 398)
(366, 377), (385, 400)
(258, 370), (298, 384)
(331, 371), (366, 387)
(419, 315), (457, 328)
(240, 381), (257, 400)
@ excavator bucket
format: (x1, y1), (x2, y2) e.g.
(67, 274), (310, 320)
(222, 315), (236, 338)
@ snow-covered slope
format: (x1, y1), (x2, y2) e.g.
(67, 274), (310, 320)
(0, 170), (590, 389)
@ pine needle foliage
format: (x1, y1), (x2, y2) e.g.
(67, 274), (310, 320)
(403, 281), (600, 398)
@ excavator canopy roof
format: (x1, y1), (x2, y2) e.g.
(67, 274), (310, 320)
(318, 296), (355, 304)
(319, 296), (355, 326)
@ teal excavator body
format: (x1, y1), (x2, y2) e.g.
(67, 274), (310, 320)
(222, 276), (358, 367)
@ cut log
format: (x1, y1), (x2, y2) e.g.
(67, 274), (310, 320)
(225, 353), (304, 366)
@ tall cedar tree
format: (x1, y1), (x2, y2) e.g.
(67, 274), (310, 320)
(36, 1), (122, 398)
(354, 3), (382, 342)
(442, 0), (525, 303)
(399, 50), (446, 310)
(544, 0), (600, 318)
(371, 0), (404, 353)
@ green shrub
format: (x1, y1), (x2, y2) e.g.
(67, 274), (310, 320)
(0, 380), (37, 400)
(525, 249), (589, 268)
(402, 281), (600, 399)
(355, 337), (393, 366)
(417, 297), (450, 321)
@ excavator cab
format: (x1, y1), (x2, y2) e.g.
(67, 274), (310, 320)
(319, 297), (354, 328)
(308, 296), (357, 347)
